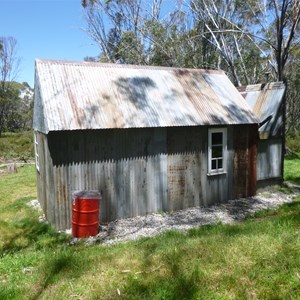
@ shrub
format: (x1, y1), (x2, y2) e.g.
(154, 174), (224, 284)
(0, 131), (34, 161)
(286, 131), (300, 153)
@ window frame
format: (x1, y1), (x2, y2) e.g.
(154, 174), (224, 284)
(34, 131), (40, 172)
(208, 128), (227, 175)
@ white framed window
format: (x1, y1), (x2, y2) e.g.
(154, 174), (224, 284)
(34, 132), (40, 172)
(208, 128), (227, 175)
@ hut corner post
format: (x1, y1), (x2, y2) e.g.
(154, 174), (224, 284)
(248, 124), (258, 197)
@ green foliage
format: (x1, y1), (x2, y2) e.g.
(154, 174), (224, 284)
(286, 51), (300, 135)
(0, 131), (34, 161)
(117, 31), (145, 65)
(286, 131), (300, 154)
(284, 153), (300, 185)
(0, 82), (33, 136)
(83, 0), (300, 92)
(1, 37), (31, 136)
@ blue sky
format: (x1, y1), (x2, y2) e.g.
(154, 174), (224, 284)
(0, 0), (99, 87)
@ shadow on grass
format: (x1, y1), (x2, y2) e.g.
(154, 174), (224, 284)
(0, 249), (79, 300)
(0, 216), (78, 300)
(0, 217), (70, 255)
(123, 251), (201, 300)
(32, 249), (82, 299)
(121, 231), (204, 299)
(285, 177), (300, 186)
(284, 153), (300, 185)
(285, 152), (300, 160)
(121, 199), (300, 299)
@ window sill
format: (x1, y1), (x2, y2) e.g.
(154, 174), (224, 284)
(207, 171), (227, 176)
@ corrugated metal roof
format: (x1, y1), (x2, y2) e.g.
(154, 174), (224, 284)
(238, 82), (286, 136)
(33, 59), (258, 133)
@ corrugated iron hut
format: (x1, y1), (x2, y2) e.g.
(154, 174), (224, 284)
(238, 82), (286, 188)
(33, 59), (259, 230)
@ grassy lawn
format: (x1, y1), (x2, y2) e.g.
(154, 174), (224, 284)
(284, 153), (300, 185)
(0, 161), (300, 299)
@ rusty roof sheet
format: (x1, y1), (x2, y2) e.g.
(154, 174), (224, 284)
(33, 59), (258, 133)
(238, 82), (286, 135)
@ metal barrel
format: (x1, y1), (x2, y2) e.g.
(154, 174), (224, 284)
(72, 191), (100, 238)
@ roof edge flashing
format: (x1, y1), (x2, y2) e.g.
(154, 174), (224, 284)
(35, 58), (225, 75)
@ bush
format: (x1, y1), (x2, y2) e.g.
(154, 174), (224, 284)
(286, 131), (300, 153)
(0, 131), (34, 161)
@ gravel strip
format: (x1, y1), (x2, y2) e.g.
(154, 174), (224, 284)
(91, 187), (299, 246)
(28, 185), (300, 246)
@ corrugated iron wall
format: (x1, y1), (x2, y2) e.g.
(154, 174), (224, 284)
(166, 126), (234, 210)
(233, 124), (257, 198)
(257, 138), (282, 181)
(35, 132), (45, 212)
(35, 131), (56, 225)
(238, 82), (285, 186)
(45, 128), (169, 229)
(37, 125), (256, 230)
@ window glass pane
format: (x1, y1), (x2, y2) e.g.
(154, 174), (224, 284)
(212, 160), (217, 170)
(212, 146), (222, 158)
(212, 132), (223, 145)
(208, 128), (226, 174)
(218, 159), (223, 169)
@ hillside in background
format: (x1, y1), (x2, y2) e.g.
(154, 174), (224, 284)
(0, 131), (34, 163)
(0, 80), (33, 136)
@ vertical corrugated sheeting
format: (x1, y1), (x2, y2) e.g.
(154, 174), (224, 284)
(238, 82), (285, 184)
(35, 125), (257, 230)
(233, 124), (258, 198)
(33, 60), (261, 230)
(44, 128), (169, 228)
(247, 126), (257, 196)
(35, 132), (46, 212)
(257, 139), (282, 181)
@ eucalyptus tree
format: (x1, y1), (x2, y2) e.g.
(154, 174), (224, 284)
(143, 9), (199, 67)
(82, 0), (164, 64)
(247, 0), (300, 139)
(285, 46), (300, 134)
(81, 0), (200, 67)
(247, 0), (300, 82)
(82, 0), (299, 86)
(0, 37), (20, 136)
(188, 0), (300, 84)
(188, 0), (269, 86)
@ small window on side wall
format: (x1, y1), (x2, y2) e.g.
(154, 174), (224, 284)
(208, 128), (227, 175)
(34, 132), (40, 172)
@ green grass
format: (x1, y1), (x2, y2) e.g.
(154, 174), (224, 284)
(1, 163), (300, 299)
(287, 133), (300, 153)
(0, 131), (34, 161)
(284, 152), (300, 185)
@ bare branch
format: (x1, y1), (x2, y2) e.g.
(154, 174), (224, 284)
(0, 37), (20, 88)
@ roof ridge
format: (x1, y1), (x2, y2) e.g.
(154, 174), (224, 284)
(35, 58), (224, 74)
(238, 82), (285, 92)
